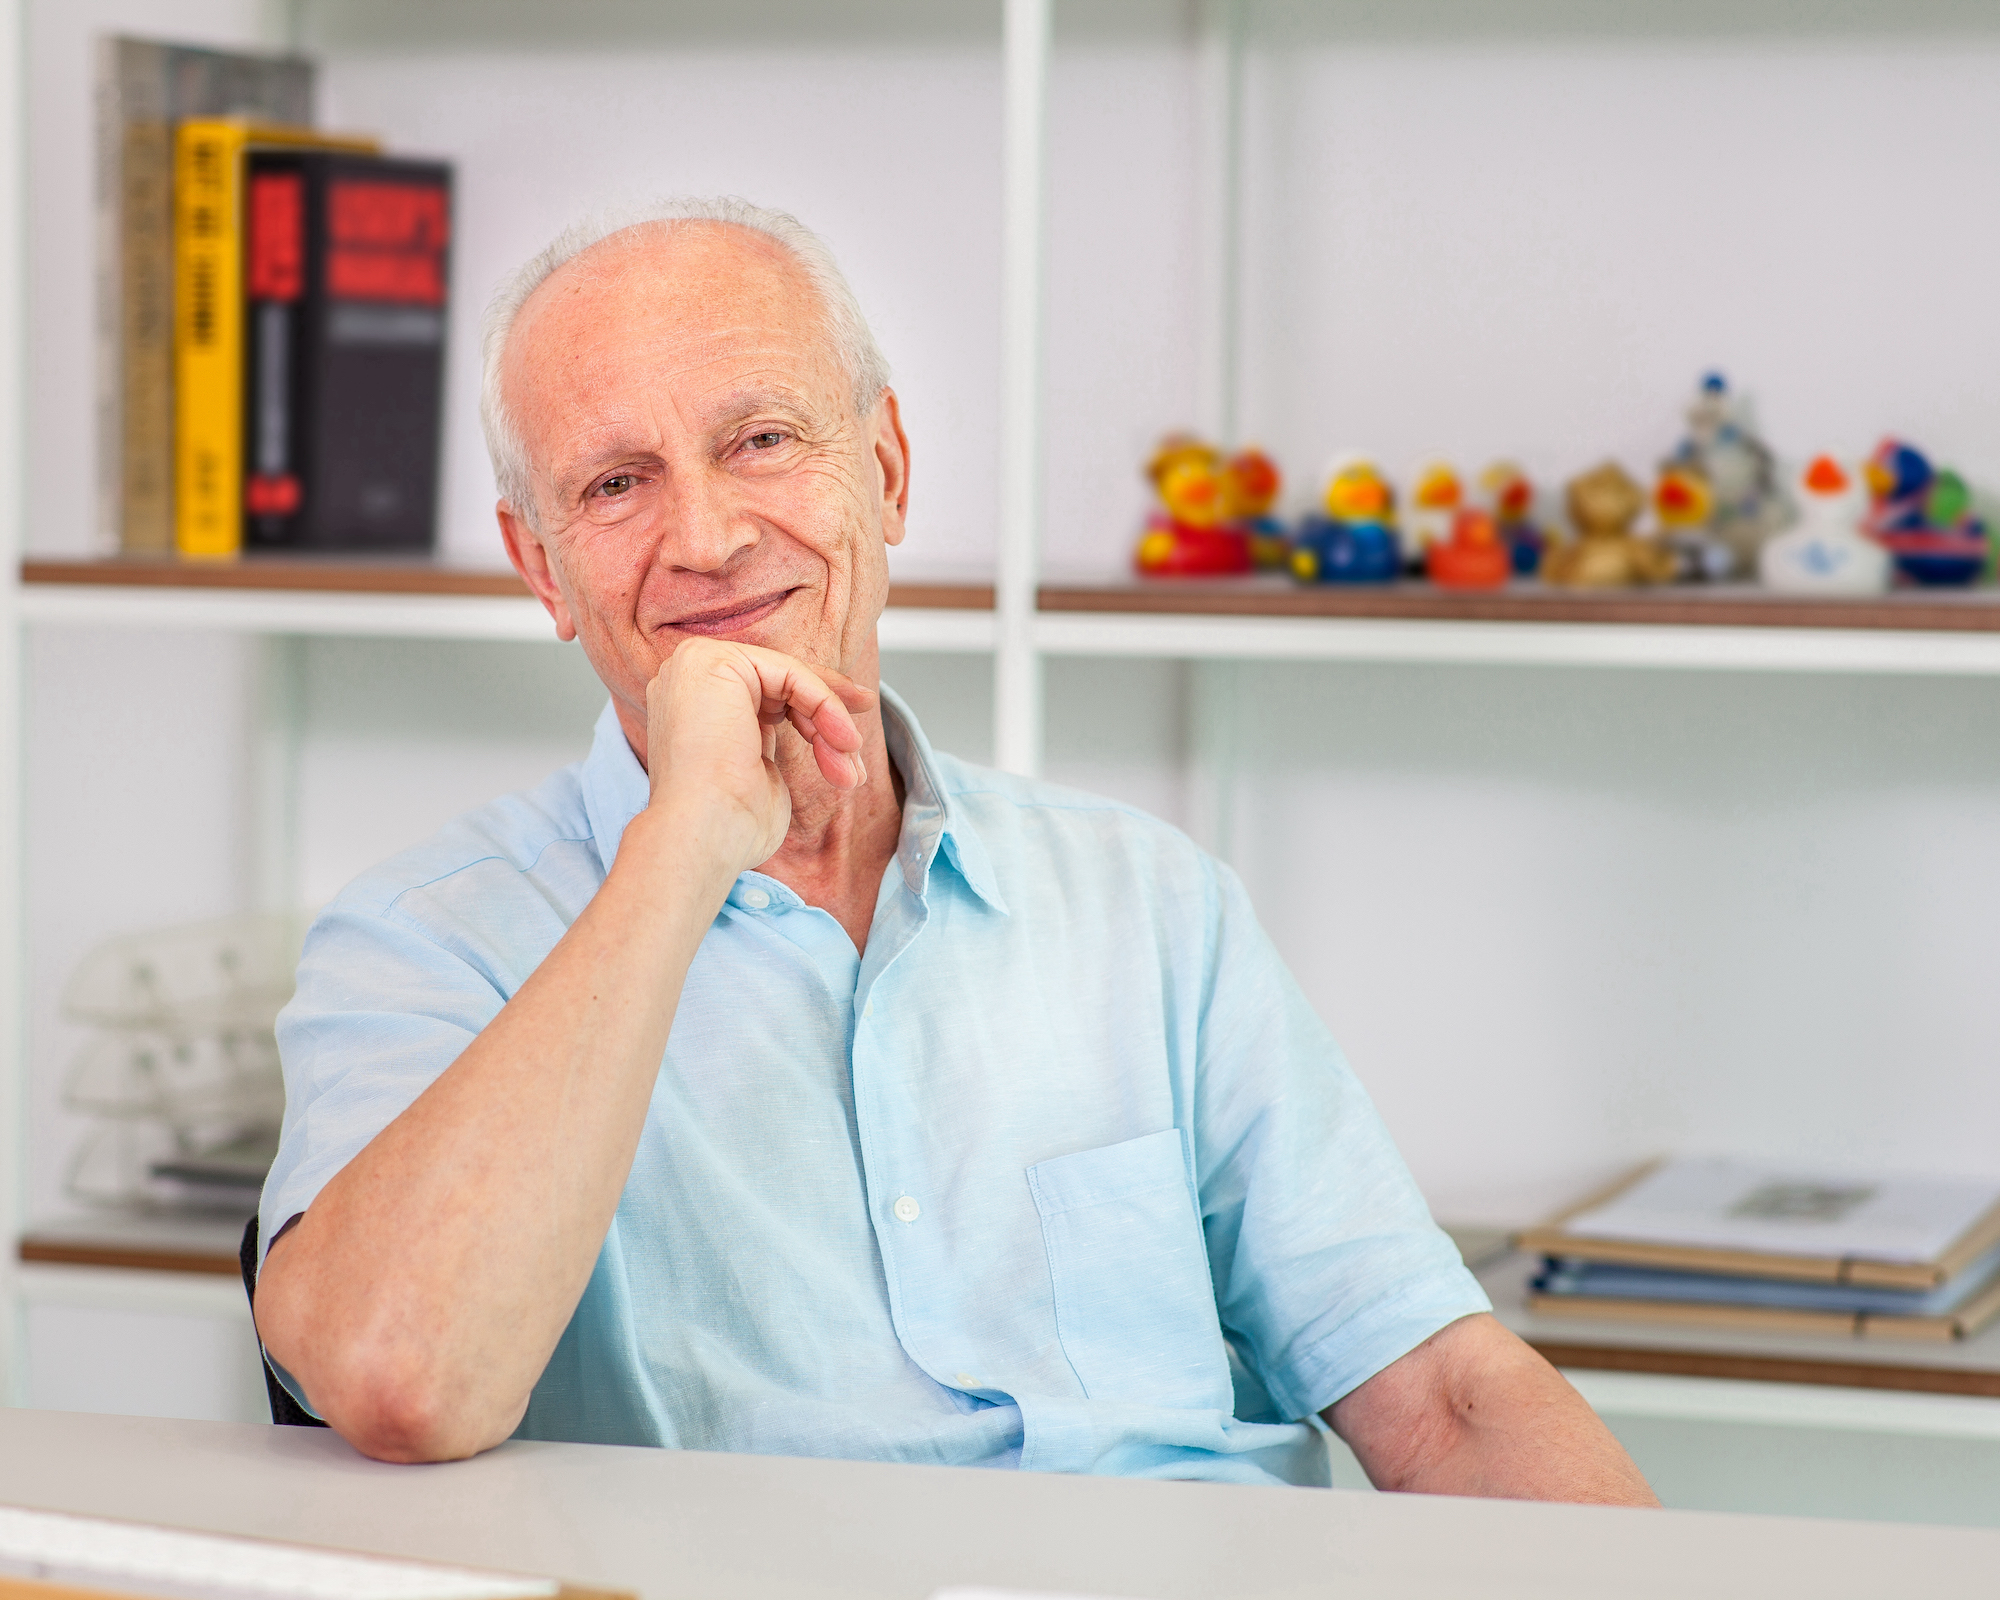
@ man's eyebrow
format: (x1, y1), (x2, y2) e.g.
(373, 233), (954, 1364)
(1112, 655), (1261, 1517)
(708, 385), (823, 429)
(552, 430), (662, 498)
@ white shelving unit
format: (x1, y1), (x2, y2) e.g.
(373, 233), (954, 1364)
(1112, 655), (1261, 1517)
(8, 0), (2000, 1477)
(14, 583), (999, 652)
(1034, 610), (2000, 675)
(24, 577), (2000, 674)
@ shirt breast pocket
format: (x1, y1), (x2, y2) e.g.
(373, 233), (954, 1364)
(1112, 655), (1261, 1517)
(1026, 1127), (1233, 1412)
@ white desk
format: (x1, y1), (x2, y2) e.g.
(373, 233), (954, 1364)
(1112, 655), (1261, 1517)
(2, 1410), (1998, 1600)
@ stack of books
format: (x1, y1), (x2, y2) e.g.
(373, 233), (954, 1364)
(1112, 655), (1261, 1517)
(1518, 1156), (2000, 1342)
(99, 37), (453, 561)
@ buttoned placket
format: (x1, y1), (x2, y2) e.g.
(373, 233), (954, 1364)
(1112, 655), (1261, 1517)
(849, 831), (969, 1389)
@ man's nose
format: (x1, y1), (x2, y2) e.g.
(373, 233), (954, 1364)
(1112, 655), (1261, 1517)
(657, 473), (757, 574)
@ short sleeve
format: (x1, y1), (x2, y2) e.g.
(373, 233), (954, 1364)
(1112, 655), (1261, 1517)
(256, 897), (508, 1272)
(1189, 860), (1490, 1421)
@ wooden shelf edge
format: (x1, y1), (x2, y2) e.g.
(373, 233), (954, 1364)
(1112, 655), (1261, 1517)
(885, 582), (994, 610)
(19, 1238), (242, 1277)
(1529, 1338), (2000, 1398)
(22, 557), (531, 598)
(1038, 580), (2000, 633)
(20, 558), (995, 612)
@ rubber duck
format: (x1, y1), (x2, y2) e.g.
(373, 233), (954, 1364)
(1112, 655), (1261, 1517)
(1864, 437), (1990, 586)
(1221, 447), (1289, 570)
(1134, 434), (1253, 577)
(1427, 507), (1511, 590)
(1543, 461), (1679, 588)
(1660, 372), (1785, 575)
(1406, 462), (1463, 574)
(1479, 461), (1546, 576)
(1758, 455), (1889, 595)
(1651, 463), (1732, 582)
(1291, 454), (1402, 584)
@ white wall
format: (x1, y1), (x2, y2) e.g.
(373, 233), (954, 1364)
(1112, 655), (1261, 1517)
(1231, 16), (2000, 547)
(24, 629), (256, 1222)
(1205, 660), (2000, 1223)
(312, 9), (1004, 581)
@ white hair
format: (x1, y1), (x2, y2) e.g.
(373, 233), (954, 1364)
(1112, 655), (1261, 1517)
(479, 195), (891, 526)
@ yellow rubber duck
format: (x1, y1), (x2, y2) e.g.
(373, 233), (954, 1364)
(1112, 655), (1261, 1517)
(1406, 462), (1463, 569)
(1157, 455), (1225, 528)
(1323, 457), (1396, 524)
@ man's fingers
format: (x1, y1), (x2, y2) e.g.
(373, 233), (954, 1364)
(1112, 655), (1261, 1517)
(713, 643), (870, 789)
(827, 675), (877, 714)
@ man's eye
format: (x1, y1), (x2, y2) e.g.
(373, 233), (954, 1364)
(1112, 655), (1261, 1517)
(596, 475), (638, 497)
(746, 432), (786, 451)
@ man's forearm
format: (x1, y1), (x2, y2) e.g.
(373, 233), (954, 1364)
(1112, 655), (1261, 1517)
(1327, 1314), (1658, 1506)
(255, 805), (735, 1463)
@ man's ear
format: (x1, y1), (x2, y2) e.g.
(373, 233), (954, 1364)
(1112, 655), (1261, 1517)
(873, 388), (911, 548)
(497, 501), (578, 642)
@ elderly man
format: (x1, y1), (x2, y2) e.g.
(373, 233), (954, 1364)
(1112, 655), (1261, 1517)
(254, 197), (1653, 1502)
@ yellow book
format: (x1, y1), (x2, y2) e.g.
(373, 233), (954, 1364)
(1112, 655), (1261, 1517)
(172, 120), (377, 559)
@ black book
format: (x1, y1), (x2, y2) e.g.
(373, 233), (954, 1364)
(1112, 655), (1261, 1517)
(242, 149), (452, 551)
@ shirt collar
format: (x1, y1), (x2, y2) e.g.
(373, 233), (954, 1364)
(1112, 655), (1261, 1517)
(578, 684), (1007, 915)
(878, 684), (1007, 915)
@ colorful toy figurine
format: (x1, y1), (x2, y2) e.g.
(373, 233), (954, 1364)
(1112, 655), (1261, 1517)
(1221, 447), (1290, 570)
(1291, 454), (1402, 584)
(1134, 435), (1253, 577)
(1479, 461), (1546, 576)
(1405, 463), (1463, 574)
(1651, 463), (1733, 582)
(1659, 372), (1786, 575)
(1427, 508), (1511, 590)
(1863, 437), (1990, 586)
(1542, 461), (1679, 588)
(1757, 455), (1889, 595)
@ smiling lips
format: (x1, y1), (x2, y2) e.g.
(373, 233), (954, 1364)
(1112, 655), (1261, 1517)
(660, 587), (799, 637)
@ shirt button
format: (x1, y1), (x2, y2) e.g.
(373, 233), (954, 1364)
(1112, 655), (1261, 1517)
(741, 887), (770, 910)
(892, 1195), (921, 1223)
(863, 999), (875, 1018)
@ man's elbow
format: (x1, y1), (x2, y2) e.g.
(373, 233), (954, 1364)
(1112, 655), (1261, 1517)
(325, 1374), (490, 1463)
(261, 1311), (513, 1462)
(304, 1353), (519, 1463)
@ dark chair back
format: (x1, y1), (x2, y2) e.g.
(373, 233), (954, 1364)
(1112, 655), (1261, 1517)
(238, 1214), (329, 1428)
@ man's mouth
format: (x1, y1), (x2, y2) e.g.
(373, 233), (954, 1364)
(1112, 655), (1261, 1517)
(660, 587), (800, 637)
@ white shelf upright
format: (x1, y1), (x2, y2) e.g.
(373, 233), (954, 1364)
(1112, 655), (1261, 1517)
(994, 0), (1050, 778)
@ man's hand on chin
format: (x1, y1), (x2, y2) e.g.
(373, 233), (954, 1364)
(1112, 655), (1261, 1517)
(1326, 1313), (1660, 1507)
(642, 635), (876, 868)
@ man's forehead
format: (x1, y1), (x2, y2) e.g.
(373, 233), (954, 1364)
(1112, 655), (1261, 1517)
(522, 224), (810, 353)
(506, 224), (840, 418)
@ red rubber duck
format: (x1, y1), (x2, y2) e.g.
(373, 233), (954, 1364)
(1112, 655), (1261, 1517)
(1426, 508), (1512, 590)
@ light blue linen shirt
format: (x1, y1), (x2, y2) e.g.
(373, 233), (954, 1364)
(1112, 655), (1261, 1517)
(261, 688), (1487, 1485)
